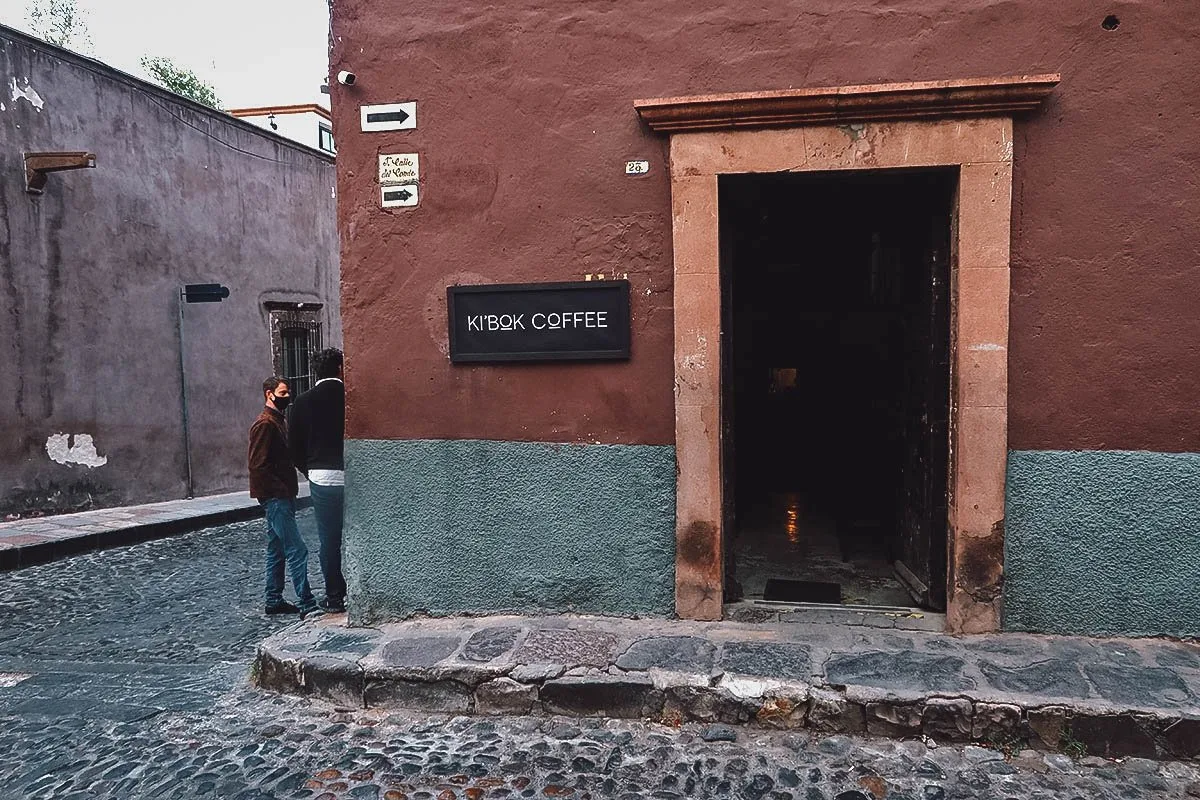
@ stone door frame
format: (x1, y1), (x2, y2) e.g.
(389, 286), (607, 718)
(635, 75), (1058, 633)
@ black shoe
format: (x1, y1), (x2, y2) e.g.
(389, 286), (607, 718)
(298, 604), (323, 620)
(318, 596), (346, 613)
(265, 601), (300, 615)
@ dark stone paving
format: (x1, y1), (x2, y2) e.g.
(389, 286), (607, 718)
(979, 660), (1090, 698)
(824, 651), (973, 693)
(1085, 664), (1194, 707)
(463, 627), (522, 663)
(721, 641), (811, 680)
(1153, 645), (1200, 670)
(381, 637), (462, 667)
(615, 636), (716, 672)
(2, 515), (1200, 798)
(319, 632), (381, 657)
(517, 630), (618, 668)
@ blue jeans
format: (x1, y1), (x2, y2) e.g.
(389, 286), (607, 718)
(262, 498), (314, 608)
(309, 482), (346, 604)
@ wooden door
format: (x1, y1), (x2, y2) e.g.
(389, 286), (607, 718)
(895, 208), (951, 610)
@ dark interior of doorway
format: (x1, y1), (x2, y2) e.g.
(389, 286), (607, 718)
(719, 167), (955, 611)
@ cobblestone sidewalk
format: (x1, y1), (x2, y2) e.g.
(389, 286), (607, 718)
(259, 614), (1200, 761)
(9, 693), (1200, 800)
(2, 515), (1199, 798)
(0, 485), (309, 570)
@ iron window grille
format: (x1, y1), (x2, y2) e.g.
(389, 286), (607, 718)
(268, 306), (323, 396)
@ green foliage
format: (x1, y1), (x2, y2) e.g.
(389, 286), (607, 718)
(26, 0), (92, 51)
(1059, 729), (1088, 760)
(248, 657), (261, 685)
(139, 56), (221, 109)
(985, 731), (1027, 760)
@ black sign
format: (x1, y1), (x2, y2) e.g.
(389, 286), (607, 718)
(448, 280), (631, 363)
(182, 283), (230, 303)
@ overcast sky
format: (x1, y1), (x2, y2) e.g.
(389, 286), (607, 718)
(0, 0), (330, 109)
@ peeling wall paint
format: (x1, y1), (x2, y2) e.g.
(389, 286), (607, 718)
(45, 433), (107, 467)
(8, 76), (43, 111)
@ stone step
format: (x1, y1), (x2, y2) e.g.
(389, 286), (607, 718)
(254, 614), (1200, 762)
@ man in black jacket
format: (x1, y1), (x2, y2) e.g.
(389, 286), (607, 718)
(288, 349), (347, 612)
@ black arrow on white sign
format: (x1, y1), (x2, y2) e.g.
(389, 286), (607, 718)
(366, 109), (409, 125)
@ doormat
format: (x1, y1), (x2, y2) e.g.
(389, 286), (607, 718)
(763, 578), (842, 604)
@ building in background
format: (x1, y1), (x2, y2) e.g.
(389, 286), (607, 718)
(0, 25), (340, 518)
(229, 103), (335, 156)
(328, 1), (1200, 639)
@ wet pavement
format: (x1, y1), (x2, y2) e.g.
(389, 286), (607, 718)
(1, 514), (1199, 798)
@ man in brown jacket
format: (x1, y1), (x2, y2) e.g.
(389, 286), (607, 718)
(249, 376), (318, 617)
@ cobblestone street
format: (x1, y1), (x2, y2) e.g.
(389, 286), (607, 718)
(1, 517), (1198, 799)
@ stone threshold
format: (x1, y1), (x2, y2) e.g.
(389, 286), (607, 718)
(725, 601), (946, 631)
(254, 613), (1200, 761)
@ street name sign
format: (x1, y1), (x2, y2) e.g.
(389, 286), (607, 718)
(379, 153), (419, 184)
(447, 280), (631, 363)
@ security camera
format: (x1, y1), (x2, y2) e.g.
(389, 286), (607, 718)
(337, 70), (356, 86)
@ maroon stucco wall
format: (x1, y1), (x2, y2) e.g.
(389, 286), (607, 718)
(331, 1), (1200, 452)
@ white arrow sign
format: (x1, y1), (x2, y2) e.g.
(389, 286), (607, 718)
(361, 102), (416, 132)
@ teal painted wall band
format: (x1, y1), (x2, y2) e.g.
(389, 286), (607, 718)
(1005, 450), (1200, 637)
(343, 438), (676, 624)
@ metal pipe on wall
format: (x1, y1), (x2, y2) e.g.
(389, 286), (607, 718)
(176, 288), (195, 499)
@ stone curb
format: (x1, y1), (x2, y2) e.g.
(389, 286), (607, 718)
(0, 496), (312, 571)
(253, 634), (1200, 761)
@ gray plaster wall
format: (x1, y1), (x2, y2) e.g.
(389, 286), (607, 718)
(1004, 450), (1200, 637)
(343, 438), (676, 624)
(0, 27), (339, 515)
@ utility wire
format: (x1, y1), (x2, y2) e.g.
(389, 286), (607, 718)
(146, 94), (327, 166)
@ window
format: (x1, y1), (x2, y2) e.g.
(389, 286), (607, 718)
(281, 328), (317, 394)
(267, 306), (323, 395)
(318, 122), (335, 154)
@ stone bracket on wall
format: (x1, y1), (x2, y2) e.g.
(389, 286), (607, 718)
(24, 151), (97, 194)
(639, 74), (1059, 631)
(634, 75), (1060, 132)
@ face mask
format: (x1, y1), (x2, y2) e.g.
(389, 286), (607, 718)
(272, 393), (291, 411)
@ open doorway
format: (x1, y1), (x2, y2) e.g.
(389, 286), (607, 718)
(720, 168), (955, 611)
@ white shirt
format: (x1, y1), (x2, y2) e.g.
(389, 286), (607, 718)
(309, 469), (344, 487)
(307, 377), (344, 487)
